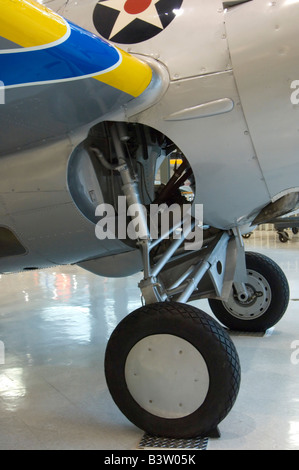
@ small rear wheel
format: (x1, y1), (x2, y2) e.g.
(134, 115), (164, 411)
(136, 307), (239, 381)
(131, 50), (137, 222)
(278, 231), (289, 243)
(105, 302), (241, 438)
(209, 252), (289, 332)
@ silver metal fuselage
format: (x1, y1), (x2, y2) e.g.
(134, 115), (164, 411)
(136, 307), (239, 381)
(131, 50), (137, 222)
(1, 0), (299, 275)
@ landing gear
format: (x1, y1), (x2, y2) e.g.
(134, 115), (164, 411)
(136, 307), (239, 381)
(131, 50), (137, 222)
(95, 122), (289, 438)
(105, 302), (241, 438)
(209, 252), (289, 332)
(278, 230), (290, 243)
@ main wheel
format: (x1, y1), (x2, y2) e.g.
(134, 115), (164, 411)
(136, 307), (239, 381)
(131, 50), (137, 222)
(105, 302), (241, 438)
(209, 252), (289, 332)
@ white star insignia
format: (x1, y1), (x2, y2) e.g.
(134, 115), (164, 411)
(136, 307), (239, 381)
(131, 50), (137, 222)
(99, 0), (163, 39)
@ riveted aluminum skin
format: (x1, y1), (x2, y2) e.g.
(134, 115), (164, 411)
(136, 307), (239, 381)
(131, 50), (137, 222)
(225, 0), (299, 201)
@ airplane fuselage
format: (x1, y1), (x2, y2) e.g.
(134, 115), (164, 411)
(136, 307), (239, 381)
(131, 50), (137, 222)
(0, 0), (299, 275)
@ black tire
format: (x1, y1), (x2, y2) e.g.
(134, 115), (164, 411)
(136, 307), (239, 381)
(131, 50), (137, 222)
(292, 227), (298, 235)
(279, 231), (289, 243)
(209, 252), (289, 332)
(105, 302), (241, 438)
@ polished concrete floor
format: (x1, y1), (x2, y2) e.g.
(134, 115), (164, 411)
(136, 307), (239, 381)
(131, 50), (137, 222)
(0, 230), (299, 450)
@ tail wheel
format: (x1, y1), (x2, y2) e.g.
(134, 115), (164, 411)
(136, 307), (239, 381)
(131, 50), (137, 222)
(105, 302), (241, 438)
(209, 252), (289, 332)
(278, 231), (289, 243)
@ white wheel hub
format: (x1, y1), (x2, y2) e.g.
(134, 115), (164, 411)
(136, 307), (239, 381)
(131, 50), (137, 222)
(223, 269), (272, 320)
(124, 334), (210, 419)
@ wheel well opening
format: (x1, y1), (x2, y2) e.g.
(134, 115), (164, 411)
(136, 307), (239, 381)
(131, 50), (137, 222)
(67, 121), (196, 230)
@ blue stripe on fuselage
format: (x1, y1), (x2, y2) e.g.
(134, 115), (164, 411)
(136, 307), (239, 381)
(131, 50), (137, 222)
(0, 22), (121, 88)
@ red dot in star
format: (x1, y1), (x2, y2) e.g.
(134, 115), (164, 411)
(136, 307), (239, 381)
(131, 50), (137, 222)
(124, 0), (152, 15)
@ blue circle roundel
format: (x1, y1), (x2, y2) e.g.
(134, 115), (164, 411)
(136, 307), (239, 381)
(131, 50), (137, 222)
(93, 0), (184, 44)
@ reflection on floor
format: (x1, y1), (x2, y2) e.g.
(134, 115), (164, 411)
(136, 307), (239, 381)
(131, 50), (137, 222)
(0, 230), (299, 450)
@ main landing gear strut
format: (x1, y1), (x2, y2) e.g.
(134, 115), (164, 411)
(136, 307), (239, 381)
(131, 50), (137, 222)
(100, 124), (289, 439)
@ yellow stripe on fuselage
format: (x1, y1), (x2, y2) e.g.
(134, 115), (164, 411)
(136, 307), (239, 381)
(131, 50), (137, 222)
(95, 49), (152, 98)
(0, 0), (68, 48)
(0, 0), (152, 97)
